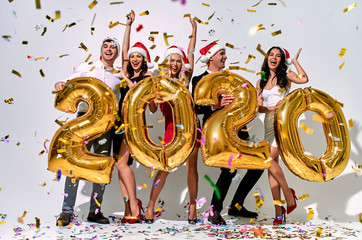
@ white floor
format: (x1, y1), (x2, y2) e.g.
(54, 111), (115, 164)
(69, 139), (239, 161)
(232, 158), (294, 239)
(1, 213), (361, 240)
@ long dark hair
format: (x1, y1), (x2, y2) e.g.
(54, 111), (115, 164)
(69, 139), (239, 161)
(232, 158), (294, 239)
(126, 54), (148, 79)
(259, 46), (288, 93)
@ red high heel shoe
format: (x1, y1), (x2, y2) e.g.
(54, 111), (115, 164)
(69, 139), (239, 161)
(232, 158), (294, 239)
(287, 188), (297, 214)
(273, 207), (286, 225)
(127, 199), (143, 224)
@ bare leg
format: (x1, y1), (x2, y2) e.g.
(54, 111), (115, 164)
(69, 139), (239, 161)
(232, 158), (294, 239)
(114, 140), (139, 217)
(145, 171), (169, 220)
(118, 171), (131, 217)
(186, 148), (198, 220)
(267, 146), (295, 214)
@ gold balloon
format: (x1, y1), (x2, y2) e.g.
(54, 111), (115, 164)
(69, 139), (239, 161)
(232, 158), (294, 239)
(48, 77), (118, 184)
(123, 75), (197, 171)
(193, 70), (271, 169)
(275, 87), (350, 182)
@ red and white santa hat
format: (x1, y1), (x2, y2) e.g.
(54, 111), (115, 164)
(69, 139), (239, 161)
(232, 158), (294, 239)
(199, 42), (225, 63)
(128, 42), (154, 68)
(280, 47), (292, 65)
(101, 37), (120, 55)
(164, 45), (191, 69)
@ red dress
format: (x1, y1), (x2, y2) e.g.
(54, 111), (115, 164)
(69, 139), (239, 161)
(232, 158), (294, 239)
(160, 102), (174, 144)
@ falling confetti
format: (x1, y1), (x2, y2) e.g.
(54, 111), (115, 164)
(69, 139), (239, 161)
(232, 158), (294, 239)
(300, 122), (314, 134)
(88, 0), (97, 9)
(204, 174), (220, 200)
(338, 48), (346, 57)
(343, 2), (356, 13)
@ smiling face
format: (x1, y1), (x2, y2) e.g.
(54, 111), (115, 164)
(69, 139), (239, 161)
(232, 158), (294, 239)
(268, 48), (282, 71)
(101, 41), (118, 62)
(169, 54), (182, 78)
(129, 53), (144, 71)
(209, 49), (227, 70)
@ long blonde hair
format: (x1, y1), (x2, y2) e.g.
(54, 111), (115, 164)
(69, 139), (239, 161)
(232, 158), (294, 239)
(161, 54), (190, 88)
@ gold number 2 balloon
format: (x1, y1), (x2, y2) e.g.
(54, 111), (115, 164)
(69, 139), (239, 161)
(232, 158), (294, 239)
(48, 77), (118, 184)
(194, 71), (271, 170)
(123, 75), (197, 172)
(275, 87), (350, 182)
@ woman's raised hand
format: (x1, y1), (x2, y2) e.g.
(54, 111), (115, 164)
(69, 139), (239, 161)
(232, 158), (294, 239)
(126, 10), (135, 26)
(292, 48), (302, 65)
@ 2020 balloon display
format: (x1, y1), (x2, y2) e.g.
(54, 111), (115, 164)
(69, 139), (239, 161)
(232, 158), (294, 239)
(274, 87), (350, 182)
(48, 77), (118, 184)
(122, 75), (197, 172)
(194, 71), (271, 170)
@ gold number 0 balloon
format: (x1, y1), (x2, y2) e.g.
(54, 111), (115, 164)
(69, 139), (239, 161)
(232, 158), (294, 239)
(48, 77), (118, 184)
(123, 75), (197, 172)
(275, 87), (350, 182)
(194, 71), (271, 169)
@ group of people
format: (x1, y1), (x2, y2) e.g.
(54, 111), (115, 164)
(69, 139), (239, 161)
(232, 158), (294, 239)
(54, 10), (309, 227)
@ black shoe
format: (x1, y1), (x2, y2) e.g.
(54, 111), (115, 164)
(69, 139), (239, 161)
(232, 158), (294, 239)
(228, 205), (258, 218)
(188, 206), (198, 225)
(207, 211), (226, 225)
(87, 211), (110, 224)
(56, 212), (71, 226)
(144, 218), (154, 224)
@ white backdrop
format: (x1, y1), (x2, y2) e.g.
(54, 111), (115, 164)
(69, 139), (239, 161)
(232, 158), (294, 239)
(1, 0), (362, 228)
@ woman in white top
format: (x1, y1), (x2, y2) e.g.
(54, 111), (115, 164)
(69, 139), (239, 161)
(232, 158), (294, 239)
(256, 46), (309, 224)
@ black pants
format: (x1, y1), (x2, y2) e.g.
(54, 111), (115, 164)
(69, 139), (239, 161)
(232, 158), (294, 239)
(210, 128), (264, 212)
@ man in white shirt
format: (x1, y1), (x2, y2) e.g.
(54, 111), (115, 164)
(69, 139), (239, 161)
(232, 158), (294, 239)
(54, 38), (121, 226)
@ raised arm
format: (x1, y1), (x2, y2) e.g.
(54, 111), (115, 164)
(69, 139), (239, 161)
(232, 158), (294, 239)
(184, 16), (197, 84)
(287, 48), (309, 85)
(122, 10), (135, 70)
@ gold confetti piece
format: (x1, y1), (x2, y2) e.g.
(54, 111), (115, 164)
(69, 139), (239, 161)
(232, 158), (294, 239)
(109, 21), (120, 28)
(256, 71), (264, 75)
(312, 115), (327, 123)
(88, 0), (97, 9)
(46, 15), (54, 22)
(254, 192), (264, 208)
(271, 30), (282, 36)
(256, 24), (266, 31)
(59, 54), (69, 58)
(149, 169), (155, 178)
(163, 33), (170, 46)
(150, 44), (156, 50)
(247, 9), (256, 12)
(208, 11), (215, 20)
(148, 36), (155, 42)
(85, 54), (92, 62)
(110, 1), (123, 4)
(39, 150), (45, 156)
(143, 125), (154, 129)
(36, 217), (40, 229)
(158, 136), (165, 145)
(228, 66), (256, 73)
(202, 3), (210, 7)
(300, 122), (314, 134)
(349, 119), (353, 128)
(17, 211), (27, 223)
(57, 149), (66, 153)
(79, 42), (88, 51)
(154, 56), (160, 62)
(40, 182), (46, 187)
(256, 44), (268, 58)
(90, 66), (95, 71)
(150, 31), (159, 34)
(316, 227), (323, 237)
(273, 200), (286, 205)
(193, 16), (209, 25)
(94, 198), (101, 207)
(268, 3), (277, 5)
(298, 193), (310, 200)
(235, 203), (242, 210)
(140, 10), (149, 16)
(4, 98), (14, 104)
(39, 69), (45, 77)
(35, 0), (41, 9)
(22, 41), (28, 45)
(359, 213), (362, 224)
(339, 61), (345, 70)
(54, 10), (61, 19)
(11, 69), (22, 78)
(343, 3), (356, 13)
(278, 88), (286, 92)
(17, 142), (20, 146)
(249, 218), (255, 223)
(307, 208), (314, 220)
(2, 35), (11, 40)
(40, 27), (47, 36)
(338, 48), (346, 57)
(183, 14), (191, 18)
(245, 54), (256, 64)
(226, 43), (234, 49)
(252, 0), (263, 7)
(35, 57), (44, 61)
(230, 62), (239, 65)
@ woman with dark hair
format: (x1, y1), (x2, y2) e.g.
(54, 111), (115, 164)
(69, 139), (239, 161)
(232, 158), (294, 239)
(144, 16), (198, 224)
(256, 46), (309, 225)
(113, 10), (153, 224)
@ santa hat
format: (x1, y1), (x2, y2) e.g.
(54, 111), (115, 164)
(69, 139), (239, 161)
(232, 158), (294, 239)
(101, 37), (120, 55)
(164, 46), (191, 70)
(199, 42), (225, 63)
(280, 47), (292, 65)
(128, 42), (154, 69)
